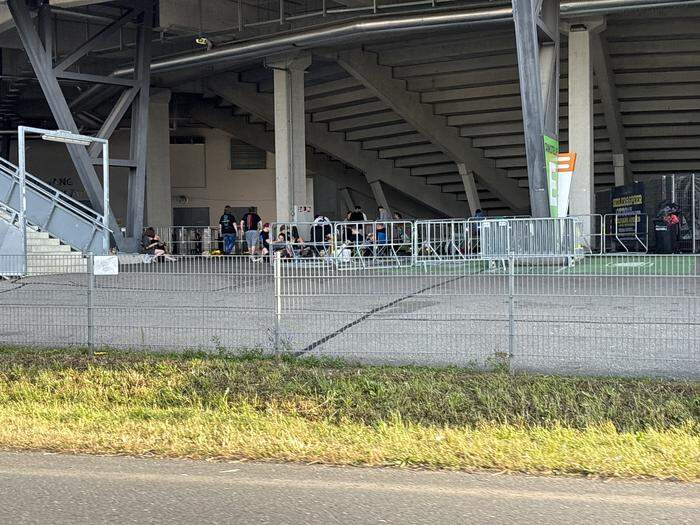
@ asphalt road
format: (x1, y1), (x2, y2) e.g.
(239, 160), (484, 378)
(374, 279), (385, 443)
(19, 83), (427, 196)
(0, 452), (697, 524)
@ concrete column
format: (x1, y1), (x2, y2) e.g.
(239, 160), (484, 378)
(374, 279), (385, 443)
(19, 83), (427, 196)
(268, 53), (311, 222)
(567, 28), (595, 223)
(613, 153), (626, 187)
(339, 188), (355, 213)
(146, 89), (172, 228)
(306, 176), (314, 213)
(370, 180), (392, 216)
(457, 162), (480, 216)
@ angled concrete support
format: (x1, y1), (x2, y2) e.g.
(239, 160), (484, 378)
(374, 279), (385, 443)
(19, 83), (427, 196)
(589, 26), (633, 186)
(266, 53), (312, 222)
(335, 48), (530, 214)
(207, 74), (465, 218)
(189, 101), (374, 209)
(339, 187), (356, 212)
(512, 0), (560, 217)
(457, 163), (480, 216)
(613, 153), (626, 187)
(370, 180), (392, 216)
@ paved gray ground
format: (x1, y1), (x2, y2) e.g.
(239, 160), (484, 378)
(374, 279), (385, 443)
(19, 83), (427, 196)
(1, 256), (698, 377)
(0, 452), (697, 525)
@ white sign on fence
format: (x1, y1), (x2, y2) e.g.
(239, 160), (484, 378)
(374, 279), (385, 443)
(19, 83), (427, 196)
(94, 255), (119, 276)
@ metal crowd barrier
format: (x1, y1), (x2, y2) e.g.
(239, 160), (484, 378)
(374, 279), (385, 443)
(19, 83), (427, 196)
(152, 226), (219, 255)
(333, 220), (413, 269)
(414, 218), (480, 264)
(479, 217), (584, 264)
(226, 214), (658, 268)
(603, 213), (649, 254)
(268, 221), (331, 261)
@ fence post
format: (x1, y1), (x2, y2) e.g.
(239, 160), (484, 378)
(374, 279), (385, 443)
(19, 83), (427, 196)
(274, 250), (282, 353)
(508, 254), (515, 369)
(86, 253), (94, 355)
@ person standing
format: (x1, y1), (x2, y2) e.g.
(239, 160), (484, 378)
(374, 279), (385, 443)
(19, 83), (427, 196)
(240, 206), (262, 256)
(219, 205), (238, 255)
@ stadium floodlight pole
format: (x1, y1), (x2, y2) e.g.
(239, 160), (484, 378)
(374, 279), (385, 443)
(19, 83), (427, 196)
(17, 126), (111, 255)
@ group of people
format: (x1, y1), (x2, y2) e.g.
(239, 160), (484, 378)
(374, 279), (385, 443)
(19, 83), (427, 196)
(218, 204), (407, 260)
(218, 205), (280, 260)
(143, 203), (468, 261)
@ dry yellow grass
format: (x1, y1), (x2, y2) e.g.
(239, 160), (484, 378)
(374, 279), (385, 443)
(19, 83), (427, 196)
(0, 403), (697, 480)
(0, 348), (697, 480)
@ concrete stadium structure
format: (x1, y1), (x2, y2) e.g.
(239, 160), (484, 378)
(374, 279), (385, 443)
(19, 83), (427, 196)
(0, 0), (699, 252)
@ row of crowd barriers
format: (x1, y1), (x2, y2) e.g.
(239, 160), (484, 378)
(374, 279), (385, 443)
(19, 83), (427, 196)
(149, 213), (651, 265)
(269, 216), (599, 268)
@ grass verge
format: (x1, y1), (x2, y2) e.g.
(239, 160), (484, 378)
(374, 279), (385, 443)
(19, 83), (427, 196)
(0, 348), (697, 480)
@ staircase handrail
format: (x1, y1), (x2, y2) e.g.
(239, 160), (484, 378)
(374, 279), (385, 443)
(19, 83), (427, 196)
(0, 157), (109, 233)
(0, 200), (20, 224)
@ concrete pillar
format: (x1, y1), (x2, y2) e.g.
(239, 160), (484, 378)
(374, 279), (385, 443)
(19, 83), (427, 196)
(268, 53), (311, 222)
(567, 28), (595, 223)
(306, 176), (314, 213)
(457, 162), (480, 216)
(370, 180), (392, 216)
(339, 188), (355, 214)
(146, 89), (172, 228)
(613, 153), (626, 187)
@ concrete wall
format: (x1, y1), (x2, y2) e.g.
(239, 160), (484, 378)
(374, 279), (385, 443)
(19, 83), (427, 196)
(170, 127), (277, 226)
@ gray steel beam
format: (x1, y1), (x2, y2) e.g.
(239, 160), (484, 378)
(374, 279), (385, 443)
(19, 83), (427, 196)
(8, 0), (125, 249)
(590, 28), (632, 185)
(37, 2), (52, 61)
(336, 48), (530, 213)
(53, 6), (141, 73)
(54, 70), (138, 87)
(126, 4), (152, 244)
(511, 0), (559, 217)
(208, 74), (465, 217)
(87, 87), (139, 158)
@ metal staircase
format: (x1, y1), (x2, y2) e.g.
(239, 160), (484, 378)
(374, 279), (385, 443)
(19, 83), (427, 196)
(0, 156), (108, 255)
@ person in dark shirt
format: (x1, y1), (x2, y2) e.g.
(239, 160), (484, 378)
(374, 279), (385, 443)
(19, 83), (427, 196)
(141, 227), (174, 262)
(219, 205), (238, 255)
(240, 206), (262, 256)
(349, 205), (367, 222)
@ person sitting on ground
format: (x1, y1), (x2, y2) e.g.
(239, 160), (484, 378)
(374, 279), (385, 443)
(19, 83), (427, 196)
(375, 206), (391, 244)
(141, 227), (174, 262)
(310, 215), (332, 255)
(259, 223), (271, 259)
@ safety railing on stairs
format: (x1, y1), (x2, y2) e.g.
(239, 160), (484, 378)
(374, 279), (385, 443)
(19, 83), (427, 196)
(0, 157), (108, 254)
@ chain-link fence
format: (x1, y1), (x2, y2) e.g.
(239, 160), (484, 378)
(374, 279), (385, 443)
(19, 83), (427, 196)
(1, 252), (698, 378)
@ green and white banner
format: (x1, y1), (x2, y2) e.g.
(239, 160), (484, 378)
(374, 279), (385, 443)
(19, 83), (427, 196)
(544, 135), (560, 218)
